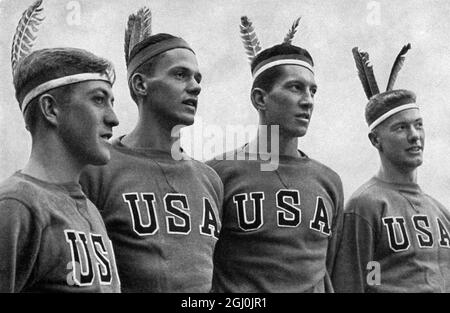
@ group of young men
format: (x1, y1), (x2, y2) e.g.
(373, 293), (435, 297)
(0, 1), (449, 293)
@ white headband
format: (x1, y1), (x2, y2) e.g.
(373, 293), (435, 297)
(369, 102), (419, 131)
(252, 59), (314, 81)
(21, 73), (112, 114)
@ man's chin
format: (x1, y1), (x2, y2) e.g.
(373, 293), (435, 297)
(176, 115), (195, 127)
(293, 128), (309, 138)
(399, 158), (423, 171)
(87, 151), (111, 166)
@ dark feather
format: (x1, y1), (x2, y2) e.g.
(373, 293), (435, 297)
(360, 50), (380, 96)
(128, 13), (142, 58)
(240, 16), (262, 63)
(352, 47), (372, 99)
(386, 43), (411, 91)
(283, 17), (301, 44)
(11, 0), (45, 76)
(124, 14), (135, 65)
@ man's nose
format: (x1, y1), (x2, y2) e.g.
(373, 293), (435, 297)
(187, 78), (201, 96)
(105, 104), (119, 127)
(300, 91), (313, 109)
(408, 125), (421, 143)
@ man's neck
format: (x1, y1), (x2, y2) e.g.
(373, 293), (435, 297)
(22, 134), (83, 184)
(377, 159), (418, 185)
(247, 125), (300, 158)
(122, 111), (179, 152)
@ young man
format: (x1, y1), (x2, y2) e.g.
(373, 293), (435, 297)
(206, 17), (344, 292)
(332, 45), (450, 292)
(80, 7), (222, 292)
(0, 1), (121, 292)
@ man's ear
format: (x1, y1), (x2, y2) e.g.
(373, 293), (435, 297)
(38, 94), (59, 127)
(131, 73), (148, 97)
(250, 87), (267, 112)
(368, 131), (381, 150)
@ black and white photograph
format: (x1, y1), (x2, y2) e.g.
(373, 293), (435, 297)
(0, 0), (449, 304)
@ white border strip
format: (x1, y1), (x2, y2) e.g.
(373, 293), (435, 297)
(369, 102), (419, 131)
(253, 59), (314, 81)
(21, 73), (111, 114)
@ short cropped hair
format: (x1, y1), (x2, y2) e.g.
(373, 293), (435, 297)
(13, 47), (114, 132)
(366, 89), (417, 127)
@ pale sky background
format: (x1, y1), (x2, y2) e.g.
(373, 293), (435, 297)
(1, 0), (449, 205)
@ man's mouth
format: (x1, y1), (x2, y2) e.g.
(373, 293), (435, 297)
(100, 133), (112, 141)
(295, 113), (310, 120)
(406, 146), (422, 153)
(182, 99), (198, 108)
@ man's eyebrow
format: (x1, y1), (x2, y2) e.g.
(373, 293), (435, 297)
(170, 65), (191, 72)
(87, 88), (107, 94)
(390, 118), (422, 128)
(170, 66), (202, 80)
(391, 121), (406, 127)
(87, 87), (113, 98)
(284, 79), (317, 88)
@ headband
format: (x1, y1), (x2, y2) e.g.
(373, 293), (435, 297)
(21, 73), (113, 113)
(126, 37), (193, 81)
(252, 55), (314, 80)
(368, 102), (419, 131)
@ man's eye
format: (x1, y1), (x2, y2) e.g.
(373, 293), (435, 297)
(93, 96), (104, 104)
(176, 71), (186, 78)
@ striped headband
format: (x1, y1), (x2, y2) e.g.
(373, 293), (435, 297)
(252, 54), (314, 81)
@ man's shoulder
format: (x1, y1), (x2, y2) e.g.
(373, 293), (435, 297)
(0, 174), (51, 223)
(205, 150), (241, 169)
(345, 177), (391, 214)
(187, 157), (223, 185)
(0, 174), (39, 203)
(421, 191), (450, 216)
(306, 157), (342, 185)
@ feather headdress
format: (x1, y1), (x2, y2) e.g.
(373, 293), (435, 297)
(283, 17), (301, 44)
(239, 16), (262, 64)
(352, 48), (380, 99)
(386, 43), (411, 91)
(11, 0), (45, 77)
(124, 7), (152, 65)
(240, 16), (304, 65)
(353, 44), (411, 99)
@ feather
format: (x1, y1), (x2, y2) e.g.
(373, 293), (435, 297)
(11, 0), (45, 76)
(283, 17), (301, 44)
(124, 13), (136, 65)
(239, 16), (262, 63)
(386, 43), (411, 91)
(124, 7), (153, 65)
(140, 7), (152, 39)
(128, 13), (142, 58)
(352, 47), (372, 99)
(360, 50), (380, 96)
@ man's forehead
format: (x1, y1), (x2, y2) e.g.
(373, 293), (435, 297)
(76, 80), (113, 94)
(278, 64), (315, 83)
(386, 108), (422, 124)
(158, 48), (198, 68)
